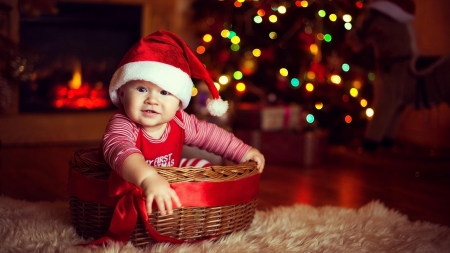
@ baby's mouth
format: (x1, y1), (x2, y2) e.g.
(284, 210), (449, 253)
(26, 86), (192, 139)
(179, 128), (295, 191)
(142, 109), (158, 114)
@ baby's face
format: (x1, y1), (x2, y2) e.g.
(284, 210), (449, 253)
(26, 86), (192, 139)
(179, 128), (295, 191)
(119, 80), (181, 134)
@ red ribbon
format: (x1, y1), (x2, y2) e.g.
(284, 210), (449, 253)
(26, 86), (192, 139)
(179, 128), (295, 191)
(68, 169), (260, 245)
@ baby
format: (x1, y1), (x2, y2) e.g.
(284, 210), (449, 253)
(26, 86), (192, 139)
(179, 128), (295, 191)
(102, 30), (265, 216)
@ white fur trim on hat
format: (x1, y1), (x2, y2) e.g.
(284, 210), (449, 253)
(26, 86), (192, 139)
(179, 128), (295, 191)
(369, 1), (414, 23)
(109, 61), (193, 109)
(206, 98), (228, 117)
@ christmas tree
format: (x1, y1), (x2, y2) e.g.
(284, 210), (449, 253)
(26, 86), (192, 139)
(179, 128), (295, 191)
(190, 0), (375, 144)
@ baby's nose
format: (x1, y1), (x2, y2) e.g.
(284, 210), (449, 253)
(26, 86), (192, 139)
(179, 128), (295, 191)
(145, 92), (158, 103)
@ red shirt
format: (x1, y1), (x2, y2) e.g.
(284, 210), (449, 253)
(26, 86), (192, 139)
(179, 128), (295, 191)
(135, 111), (185, 167)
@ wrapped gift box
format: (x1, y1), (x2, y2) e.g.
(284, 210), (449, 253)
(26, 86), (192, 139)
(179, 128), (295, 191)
(234, 129), (329, 166)
(234, 103), (302, 131)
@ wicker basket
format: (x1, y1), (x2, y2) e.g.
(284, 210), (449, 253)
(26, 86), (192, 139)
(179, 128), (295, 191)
(68, 148), (259, 247)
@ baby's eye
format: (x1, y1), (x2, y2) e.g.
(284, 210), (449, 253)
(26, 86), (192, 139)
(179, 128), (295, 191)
(137, 87), (147, 92)
(160, 90), (170, 95)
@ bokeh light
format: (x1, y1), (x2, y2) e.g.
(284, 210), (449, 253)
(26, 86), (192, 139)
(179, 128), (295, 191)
(366, 108), (374, 118)
(192, 87), (198, 96)
(305, 83), (314, 92)
(218, 75), (229, 84)
(214, 82), (221, 91)
(306, 71), (316, 80)
(196, 46), (206, 54)
(254, 16), (263, 23)
(236, 82), (246, 92)
(269, 32), (277, 39)
(318, 10), (326, 17)
(344, 23), (352, 30)
(221, 30), (230, 38)
(353, 80), (362, 89)
(306, 114), (315, 123)
(233, 71), (243, 80)
(342, 63), (350, 72)
(350, 88), (358, 97)
(345, 115), (352, 123)
(269, 15), (278, 23)
(291, 78), (300, 87)
(310, 44), (318, 55)
(203, 34), (213, 43)
(315, 102), (323, 110)
(317, 33), (324, 40)
(228, 30), (237, 39)
(330, 75), (341, 84)
(253, 48), (261, 57)
(329, 14), (337, 21)
(257, 9), (265, 16)
(279, 68), (288, 77)
(241, 58), (256, 75)
(343, 14), (352, 22)
(230, 36), (240, 44)
(230, 44), (240, 51)
(360, 99), (368, 107)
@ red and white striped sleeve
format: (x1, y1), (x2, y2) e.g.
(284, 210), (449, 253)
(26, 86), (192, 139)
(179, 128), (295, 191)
(101, 113), (142, 175)
(179, 110), (251, 164)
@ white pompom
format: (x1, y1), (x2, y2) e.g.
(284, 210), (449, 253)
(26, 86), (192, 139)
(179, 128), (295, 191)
(206, 98), (228, 116)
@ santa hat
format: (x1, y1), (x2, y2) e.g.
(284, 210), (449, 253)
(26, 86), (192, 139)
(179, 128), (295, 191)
(109, 30), (228, 116)
(369, 0), (415, 23)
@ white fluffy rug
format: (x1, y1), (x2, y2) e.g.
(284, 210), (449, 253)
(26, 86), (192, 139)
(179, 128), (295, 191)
(1, 196), (449, 253)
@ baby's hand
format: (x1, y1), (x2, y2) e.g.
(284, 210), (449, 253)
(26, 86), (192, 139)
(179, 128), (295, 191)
(241, 147), (265, 173)
(139, 172), (182, 216)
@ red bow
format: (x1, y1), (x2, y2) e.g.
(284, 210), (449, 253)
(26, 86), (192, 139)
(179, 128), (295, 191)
(86, 171), (183, 244)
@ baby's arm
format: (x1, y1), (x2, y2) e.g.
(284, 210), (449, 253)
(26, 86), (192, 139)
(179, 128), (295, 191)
(121, 153), (181, 216)
(102, 114), (181, 215)
(181, 111), (265, 172)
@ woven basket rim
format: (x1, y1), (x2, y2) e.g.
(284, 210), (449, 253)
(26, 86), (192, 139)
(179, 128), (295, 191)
(70, 148), (260, 183)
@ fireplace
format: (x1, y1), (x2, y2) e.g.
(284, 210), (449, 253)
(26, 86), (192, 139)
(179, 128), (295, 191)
(19, 1), (141, 112)
(0, 0), (189, 146)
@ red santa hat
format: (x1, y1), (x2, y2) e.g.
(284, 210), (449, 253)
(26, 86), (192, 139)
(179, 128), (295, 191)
(369, 0), (415, 23)
(109, 30), (228, 116)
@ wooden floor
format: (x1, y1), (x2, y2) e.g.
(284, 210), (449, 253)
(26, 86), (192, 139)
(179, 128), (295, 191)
(1, 142), (450, 227)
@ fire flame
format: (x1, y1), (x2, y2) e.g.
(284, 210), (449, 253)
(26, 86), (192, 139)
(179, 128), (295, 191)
(69, 61), (82, 89)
